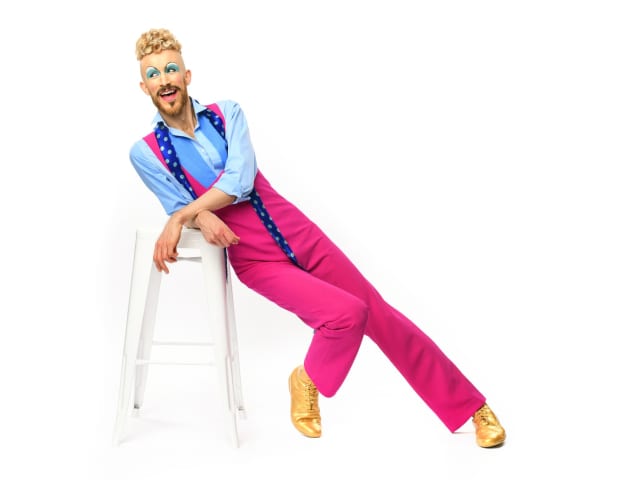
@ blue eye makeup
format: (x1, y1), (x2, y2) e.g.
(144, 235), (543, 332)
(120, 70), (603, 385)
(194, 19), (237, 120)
(145, 66), (160, 79)
(165, 62), (180, 73)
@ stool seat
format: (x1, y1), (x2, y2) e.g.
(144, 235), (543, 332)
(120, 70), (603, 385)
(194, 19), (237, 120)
(112, 226), (245, 447)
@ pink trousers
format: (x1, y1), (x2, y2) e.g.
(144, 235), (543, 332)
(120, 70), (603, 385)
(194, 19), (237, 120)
(215, 171), (485, 432)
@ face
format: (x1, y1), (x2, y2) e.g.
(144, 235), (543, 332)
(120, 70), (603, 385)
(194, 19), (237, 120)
(139, 49), (191, 118)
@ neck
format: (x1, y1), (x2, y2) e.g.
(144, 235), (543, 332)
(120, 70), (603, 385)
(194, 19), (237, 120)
(161, 101), (196, 137)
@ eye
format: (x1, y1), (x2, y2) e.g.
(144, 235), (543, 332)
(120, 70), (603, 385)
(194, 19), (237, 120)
(165, 62), (180, 73)
(145, 67), (160, 79)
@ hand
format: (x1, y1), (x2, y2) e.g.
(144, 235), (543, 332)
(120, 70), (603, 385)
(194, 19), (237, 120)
(153, 217), (183, 273)
(195, 211), (240, 248)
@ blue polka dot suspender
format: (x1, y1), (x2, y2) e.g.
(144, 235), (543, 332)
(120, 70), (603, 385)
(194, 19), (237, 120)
(152, 105), (301, 267)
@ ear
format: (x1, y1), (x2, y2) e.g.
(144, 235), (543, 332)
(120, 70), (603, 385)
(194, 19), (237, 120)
(184, 69), (192, 86)
(139, 81), (150, 96)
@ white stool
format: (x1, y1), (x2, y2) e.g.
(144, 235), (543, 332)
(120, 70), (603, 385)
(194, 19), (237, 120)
(112, 226), (245, 447)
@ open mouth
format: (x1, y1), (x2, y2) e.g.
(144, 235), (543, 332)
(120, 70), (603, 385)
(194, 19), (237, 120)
(158, 87), (179, 103)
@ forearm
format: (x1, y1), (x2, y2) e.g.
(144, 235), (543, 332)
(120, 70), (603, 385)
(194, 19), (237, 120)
(170, 187), (237, 226)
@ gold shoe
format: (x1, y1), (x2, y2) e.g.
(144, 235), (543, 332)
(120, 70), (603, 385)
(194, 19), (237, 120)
(472, 403), (506, 448)
(288, 365), (321, 438)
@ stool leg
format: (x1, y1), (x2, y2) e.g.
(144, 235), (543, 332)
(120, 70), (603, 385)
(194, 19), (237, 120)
(225, 264), (246, 419)
(134, 269), (162, 410)
(201, 246), (240, 448)
(112, 233), (160, 445)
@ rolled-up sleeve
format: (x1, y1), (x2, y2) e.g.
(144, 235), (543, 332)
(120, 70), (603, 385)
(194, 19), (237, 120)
(129, 140), (193, 215)
(213, 101), (258, 203)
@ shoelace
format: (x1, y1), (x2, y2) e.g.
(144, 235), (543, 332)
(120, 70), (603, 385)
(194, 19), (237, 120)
(304, 382), (319, 413)
(475, 406), (493, 425)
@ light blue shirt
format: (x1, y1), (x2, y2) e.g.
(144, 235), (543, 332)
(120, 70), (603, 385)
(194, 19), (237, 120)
(130, 99), (258, 215)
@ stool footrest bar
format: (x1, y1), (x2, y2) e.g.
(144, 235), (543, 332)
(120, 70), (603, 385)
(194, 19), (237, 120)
(135, 359), (215, 366)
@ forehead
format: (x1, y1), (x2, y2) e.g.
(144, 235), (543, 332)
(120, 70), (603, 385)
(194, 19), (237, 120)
(140, 49), (185, 71)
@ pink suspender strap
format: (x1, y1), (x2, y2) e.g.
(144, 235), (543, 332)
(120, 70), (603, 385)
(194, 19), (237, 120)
(142, 103), (225, 197)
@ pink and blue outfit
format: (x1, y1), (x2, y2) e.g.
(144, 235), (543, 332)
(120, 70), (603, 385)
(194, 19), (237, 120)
(129, 98), (486, 432)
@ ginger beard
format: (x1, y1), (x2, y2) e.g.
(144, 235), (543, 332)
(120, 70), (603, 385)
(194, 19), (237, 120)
(151, 84), (189, 118)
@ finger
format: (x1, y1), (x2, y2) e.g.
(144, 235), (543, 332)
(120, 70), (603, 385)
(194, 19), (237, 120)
(225, 229), (240, 245)
(213, 235), (228, 248)
(153, 247), (163, 272)
(205, 236), (222, 247)
(154, 246), (170, 273)
(154, 255), (168, 273)
(219, 233), (234, 248)
(154, 257), (168, 273)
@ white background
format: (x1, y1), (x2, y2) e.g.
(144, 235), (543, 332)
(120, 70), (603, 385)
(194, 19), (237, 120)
(1, 1), (639, 478)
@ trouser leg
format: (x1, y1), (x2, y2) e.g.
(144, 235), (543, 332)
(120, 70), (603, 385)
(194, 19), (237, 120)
(299, 236), (486, 432)
(235, 260), (368, 397)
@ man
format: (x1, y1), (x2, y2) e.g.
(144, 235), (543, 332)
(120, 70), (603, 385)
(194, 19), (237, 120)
(129, 27), (506, 448)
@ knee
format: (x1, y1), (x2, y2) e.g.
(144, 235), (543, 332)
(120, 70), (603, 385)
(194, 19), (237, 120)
(321, 298), (368, 337)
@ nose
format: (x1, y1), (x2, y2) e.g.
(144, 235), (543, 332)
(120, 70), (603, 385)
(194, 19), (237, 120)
(159, 71), (170, 85)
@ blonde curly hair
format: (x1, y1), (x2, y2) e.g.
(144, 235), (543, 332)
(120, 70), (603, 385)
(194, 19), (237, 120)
(135, 28), (182, 61)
